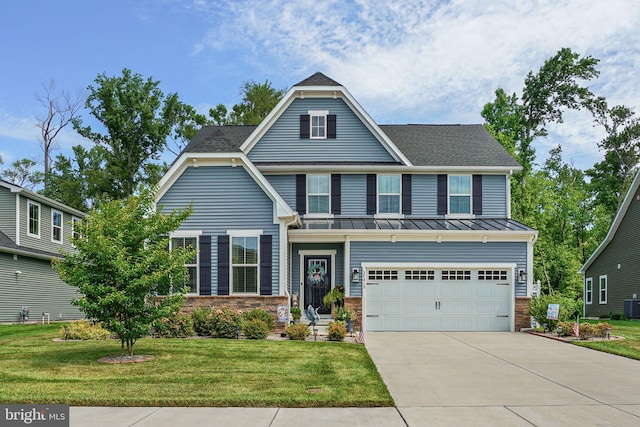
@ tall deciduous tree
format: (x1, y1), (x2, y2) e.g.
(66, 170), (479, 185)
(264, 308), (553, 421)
(210, 80), (286, 125)
(0, 158), (43, 189)
(35, 79), (84, 189)
(72, 69), (198, 200)
(54, 189), (194, 356)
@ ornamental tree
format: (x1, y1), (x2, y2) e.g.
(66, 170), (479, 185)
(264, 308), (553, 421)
(54, 188), (194, 356)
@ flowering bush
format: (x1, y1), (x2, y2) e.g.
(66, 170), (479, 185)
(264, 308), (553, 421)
(212, 307), (242, 338)
(327, 321), (347, 342)
(154, 313), (195, 338)
(191, 307), (215, 336)
(242, 308), (275, 331)
(60, 321), (111, 340)
(285, 323), (310, 340)
(243, 319), (270, 339)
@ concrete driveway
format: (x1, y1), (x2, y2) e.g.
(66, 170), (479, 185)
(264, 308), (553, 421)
(365, 332), (640, 426)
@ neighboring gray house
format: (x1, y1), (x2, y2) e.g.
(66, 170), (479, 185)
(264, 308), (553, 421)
(156, 72), (538, 332)
(579, 170), (640, 318)
(0, 179), (85, 323)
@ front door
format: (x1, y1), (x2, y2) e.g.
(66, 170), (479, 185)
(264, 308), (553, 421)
(304, 255), (331, 315)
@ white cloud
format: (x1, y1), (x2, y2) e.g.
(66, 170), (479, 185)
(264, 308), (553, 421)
(187, 0), (640, 169)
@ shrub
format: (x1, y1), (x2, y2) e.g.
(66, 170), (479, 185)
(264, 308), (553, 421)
(61, 321), (111, 340)
(556, 321), (575, 336)
(327, 321), (347, 342)
(594, 322), (613, 338)
(529, 291), (582, 332)
(286, 323), (310, 340)
(611, 313), (626, 320)
(212, 307), (242, 338)
(154, 313), (195, 338)
(242, 308), (275, 331)
(191, 307), (215, 336)
(243, 319), (270, 339)
(578, 322), (596, 340)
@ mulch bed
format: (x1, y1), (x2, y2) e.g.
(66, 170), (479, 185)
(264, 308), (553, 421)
(528, 331), (624, 343)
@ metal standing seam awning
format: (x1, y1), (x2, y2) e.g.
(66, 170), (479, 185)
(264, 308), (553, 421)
(295, 217), (535, 232)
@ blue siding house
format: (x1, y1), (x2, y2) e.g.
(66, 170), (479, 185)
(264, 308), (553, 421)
(156, 73), (538, 332)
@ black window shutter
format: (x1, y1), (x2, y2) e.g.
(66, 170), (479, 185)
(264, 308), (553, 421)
(402, 174), (412, 215)
(331, 174), (341, 214)
(299, 115), (310, 138)
(473, 175), (483, 215)
(367, 174), (377, 215)
(199, 235), (212, 296)
(437, 174), (448, 215)
(217, 235), (230, 295)
(296, 174), (306, 214)
(327, 114), (337, 139)
(259, 235), (272, 296)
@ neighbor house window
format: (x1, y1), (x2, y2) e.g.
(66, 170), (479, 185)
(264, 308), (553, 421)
(307, 174), (330, 214)
(309, 111), (327, 139)
(585, 277), (593, 304)
(170, 236), (198, 294)
(51, 210), (63, 243)
(449, 175), (471, 214)
(599, 275), (607, 304)
(378, 174), (401, 214)
(27, 200), (40, 238)
(231, 235), (259, 294)
(71, 216), (81, 241)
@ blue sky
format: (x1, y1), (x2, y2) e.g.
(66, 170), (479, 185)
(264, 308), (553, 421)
(1, 0), (639, 173)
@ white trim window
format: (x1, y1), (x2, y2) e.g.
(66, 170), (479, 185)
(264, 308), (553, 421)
(307, 174), (330, 214)
(27, 200), (41, 238)
(170, 236), (199, 294)
(309, 110), (328, 139)
(51, 210), (63, 243)
(449, 175), (471, 215)
(585, 277), (593, 304)
(599, 275), (607, 304)
(378, 174), (401, 214)
(231, 234), (259, 294)
(71, 216), (81, 241)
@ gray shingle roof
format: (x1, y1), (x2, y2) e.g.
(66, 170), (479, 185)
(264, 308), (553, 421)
(294, 72), (342, 87)
(0, 230), (61, 259)
(380, 124), (520, 168)
(182, 124), (519, 168)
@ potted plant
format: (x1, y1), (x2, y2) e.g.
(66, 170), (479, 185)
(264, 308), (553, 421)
(290, 307), (302, 324)
(335, 306), (354, 332)
(322, 285), (344, 308)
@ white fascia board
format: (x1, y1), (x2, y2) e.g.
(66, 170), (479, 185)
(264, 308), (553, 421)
(240, 85), (413, 166)
(257, 165), (521, 174)
(579, 169), (640, 274)
(288, 228), (538, 243)
(0, 246), (60, 261)
(155, 152), (296, 223)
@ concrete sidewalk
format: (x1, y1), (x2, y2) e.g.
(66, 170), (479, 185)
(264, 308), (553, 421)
(70, 332), (640, 427)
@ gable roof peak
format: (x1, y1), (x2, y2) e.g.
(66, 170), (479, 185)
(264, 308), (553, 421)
(294, 72), (342, 87)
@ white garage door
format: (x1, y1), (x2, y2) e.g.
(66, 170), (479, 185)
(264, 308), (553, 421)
(365, 268), (512, 331)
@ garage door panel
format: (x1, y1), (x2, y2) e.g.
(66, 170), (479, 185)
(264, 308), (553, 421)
(365, 267), (512, 332)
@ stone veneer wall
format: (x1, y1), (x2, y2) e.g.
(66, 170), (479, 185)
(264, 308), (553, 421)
(515, 297), (531, 331)
(182, 296), (289, 333)
(344, 296), (363, 331)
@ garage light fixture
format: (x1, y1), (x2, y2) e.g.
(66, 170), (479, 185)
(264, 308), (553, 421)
(518, 269), (527, 284)
(351, 268), (361, 283)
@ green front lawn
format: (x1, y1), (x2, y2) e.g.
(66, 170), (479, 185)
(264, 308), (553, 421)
(0, 324), (393, 407)
(574, 319), (640, 360)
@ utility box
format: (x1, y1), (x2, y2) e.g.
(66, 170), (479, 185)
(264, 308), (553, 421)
(624, 299), (640, 319)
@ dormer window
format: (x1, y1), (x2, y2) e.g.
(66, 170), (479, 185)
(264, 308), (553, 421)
(300, 112), (337, 139)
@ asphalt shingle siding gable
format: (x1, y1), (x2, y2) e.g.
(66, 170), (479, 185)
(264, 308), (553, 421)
(294, 72), (342, 87)
(379, 124), (520, 168)
(184, 124), (519, 168)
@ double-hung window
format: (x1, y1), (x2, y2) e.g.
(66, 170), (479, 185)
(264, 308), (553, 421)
(27, 200), (40, 238)
(585, 277), (593, 304)
(232, 235), (259, 294)
(449, 175), (471, 215)
(71, 217), (81, 241)
(170, 236), (198, 294)
(599, 275), (607, 304)
(378, 174), (401, 214)
(309, 110), (327, 139)
(307, 174), (330, 214)
(52, 210), (63, 243)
